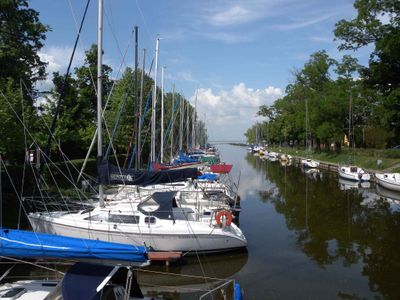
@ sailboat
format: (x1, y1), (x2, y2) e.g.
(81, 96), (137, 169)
(338, 89), (370, 182)
(301, 97), (319, 169)
(27, 0), (246, 253)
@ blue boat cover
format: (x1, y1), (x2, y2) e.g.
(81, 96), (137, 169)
(198, 173), (218, 181)
(0, 229), (147, 263)
(173, 152), (199, 164)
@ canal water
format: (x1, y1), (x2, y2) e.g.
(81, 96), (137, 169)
(2, 144), (400, 299)
(220, 144), (400, 299)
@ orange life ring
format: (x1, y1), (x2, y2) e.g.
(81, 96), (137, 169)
(215, 210), (233, 226)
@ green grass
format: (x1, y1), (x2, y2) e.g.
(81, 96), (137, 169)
(270, 147), (400, 172)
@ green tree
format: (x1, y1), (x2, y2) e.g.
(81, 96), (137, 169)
(0, 0), (49, 92)
(334, 0), (400, 145)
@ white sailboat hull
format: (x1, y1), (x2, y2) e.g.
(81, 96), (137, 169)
(28, 213), (247, 253)
(338, 166), (370, 181)
(375, 173), (400, 192)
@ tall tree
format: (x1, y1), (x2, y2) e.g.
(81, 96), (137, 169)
(0, 0), (49, 92)
(335, 0), (400, 144)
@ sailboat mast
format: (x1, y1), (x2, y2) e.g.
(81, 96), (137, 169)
(191, 94), (196, 149)
(133, 26), (139, 169)
(186, 101), (190, 151)
(137, 48), (145, 169)
(160, 66), (165, 163)
(179, 94), (183, 152)
(151, 38), (159, 163)
(170, 84), (175, 161)
(97, 0), (104, 206)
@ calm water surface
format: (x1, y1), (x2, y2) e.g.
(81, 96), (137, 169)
(220, 144), (400, 299)
(2, 144), (400, 299)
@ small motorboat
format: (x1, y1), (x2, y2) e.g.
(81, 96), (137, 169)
(375, 173), (400, 192)
(301, 158), (319, 169)
(339, 166), (370, 181)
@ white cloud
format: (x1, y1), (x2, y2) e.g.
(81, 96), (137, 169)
(192, 83), (282, 141)
(273, 13), (335, 30)
(209, 5), (259, 26)
(36, 46), (85, 91)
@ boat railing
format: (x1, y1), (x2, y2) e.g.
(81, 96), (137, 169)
(23, 196), (93, 213)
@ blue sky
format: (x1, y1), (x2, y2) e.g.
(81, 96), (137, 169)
(31, 0), (371, 141)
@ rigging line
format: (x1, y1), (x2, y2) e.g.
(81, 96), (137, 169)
(177, 202), (209, 286)
(18, 80), (27, 229)
(77, 35), (133, 183)
(0, 159), (43, 244)
(0, 90), (90, 205)
(0, 256), (65, 276)
(128, 90), (153, 168)
(66, 0), (98, 97)
(23, 80), (98, 194)
(43, 0), (91, 166)
(104, 6), (128, 67)
(135, 0), (154, 46)
(133, 268), (226, 282)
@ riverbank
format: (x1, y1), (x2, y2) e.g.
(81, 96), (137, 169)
(269, 147), (400, 173)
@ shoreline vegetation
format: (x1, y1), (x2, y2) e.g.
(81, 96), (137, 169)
(245, 1), (400, 159)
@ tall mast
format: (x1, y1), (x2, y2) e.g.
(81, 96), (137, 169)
(179, 94), (183, 152)
(97, 0), (104, 206)
(191, 93), (197, 148)
(170, 84), (175, 161)
(151, 38), (159, 163)
(186, 101), (190, 151)
(160, 66), (165, 163)
(133, 26), (139, 169)
(137, 48), (145, 168)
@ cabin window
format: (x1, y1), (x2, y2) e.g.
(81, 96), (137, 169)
(1, 287), (26, 298)
(109, 215), (140, 224)
(84, 214), (108, 222)
(84, 214), (139, 224)
(203, 211), (211, 216)
(144, 216), (156, 224)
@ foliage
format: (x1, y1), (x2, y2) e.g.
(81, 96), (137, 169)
(246, 0), (400, 149)
(0, 0), (49, 92)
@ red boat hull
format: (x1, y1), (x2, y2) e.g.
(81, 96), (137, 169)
(210, 164), (233, 174)
(153, 162), (202, 172)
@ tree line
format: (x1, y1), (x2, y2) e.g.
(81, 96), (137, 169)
(0, 0), (206, 165)
(245, 0), (399, 151)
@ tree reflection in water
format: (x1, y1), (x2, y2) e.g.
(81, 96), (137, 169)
(246, 153), (400, 299)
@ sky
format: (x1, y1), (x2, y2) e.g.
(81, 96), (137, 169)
(30, 0), (371, 142)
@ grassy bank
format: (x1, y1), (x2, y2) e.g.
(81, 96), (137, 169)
(269, 147), (400, 172)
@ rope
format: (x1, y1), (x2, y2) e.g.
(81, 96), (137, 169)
(0, 256), (65, 275)
(43, 0), (91, 163)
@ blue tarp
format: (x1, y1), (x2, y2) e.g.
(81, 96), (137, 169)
(173, 152), (199, 164)
(198, 173), (218, 181)
(0, 229), (148, 263)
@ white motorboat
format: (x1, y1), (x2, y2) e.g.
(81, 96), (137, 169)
(301, 158), (320, 169)
(339, 166), (370, 181)
(28, 192), (247, 253)
(267, 151), (279, 159)
(375, 173), (400, 192)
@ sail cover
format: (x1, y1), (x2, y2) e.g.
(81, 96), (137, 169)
(62, 262), (144, 300)
(0, 229), (147, 264)
(98, 162), (198, 186)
